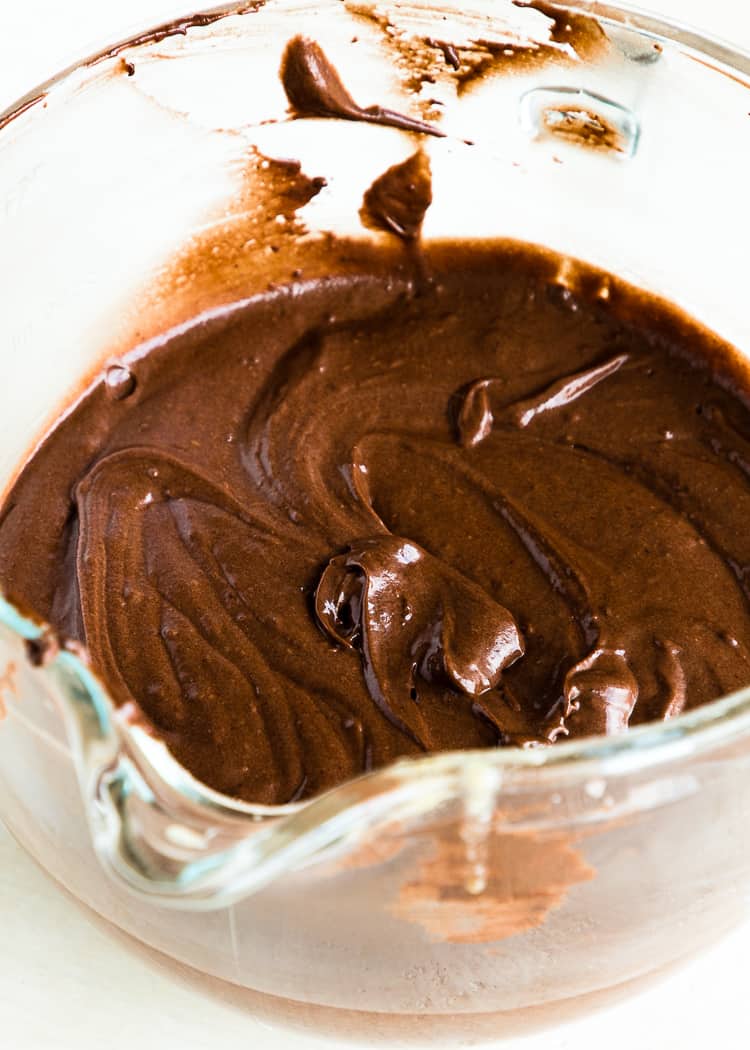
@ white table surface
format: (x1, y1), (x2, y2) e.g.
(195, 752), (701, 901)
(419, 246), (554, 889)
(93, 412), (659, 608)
(2, 1), (750, 1047)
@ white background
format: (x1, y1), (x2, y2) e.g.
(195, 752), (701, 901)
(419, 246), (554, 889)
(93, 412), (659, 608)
(1, 1), (750, 1047)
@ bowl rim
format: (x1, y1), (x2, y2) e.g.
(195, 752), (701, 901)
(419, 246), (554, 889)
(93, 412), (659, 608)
(2, 0), (750, 823)
(1, 0), (749, 129)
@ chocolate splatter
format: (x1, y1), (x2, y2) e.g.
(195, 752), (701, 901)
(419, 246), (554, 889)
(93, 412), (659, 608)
(360, 150), (432, 239)
(280, 35), (445, 137)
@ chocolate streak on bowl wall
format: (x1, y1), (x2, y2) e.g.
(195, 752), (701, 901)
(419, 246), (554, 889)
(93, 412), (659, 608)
(392, 823), (595, 942)
(359, 150), (433, 240)
(0, 92), (47, 132)
(541, 102), (628, 153)
(102, 147), (342, 355)
(457, 1), (607, 91)
(331, 813), (595, 943)
(0, 662), (17, 720)
(359, 149), (434, 282)
(281, 35), (445, 136)
(83, 4), (267, 67)
(1, 5), (268, 133)
(344, 0), (607, 98)
(104, 35), (443, 355)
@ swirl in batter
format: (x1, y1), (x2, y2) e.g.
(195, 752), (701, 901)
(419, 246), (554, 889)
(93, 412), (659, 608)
(2, 243), (750, 803)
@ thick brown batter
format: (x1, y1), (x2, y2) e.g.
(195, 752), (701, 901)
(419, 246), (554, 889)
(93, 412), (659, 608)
(2, 242), (750, 804)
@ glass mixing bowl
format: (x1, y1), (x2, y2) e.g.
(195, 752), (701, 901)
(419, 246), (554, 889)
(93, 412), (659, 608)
(1, 0), (750, 1027)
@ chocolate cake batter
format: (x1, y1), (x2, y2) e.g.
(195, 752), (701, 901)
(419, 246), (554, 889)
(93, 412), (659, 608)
(2, 238), (750, 804)
(1, 32), (749, 805)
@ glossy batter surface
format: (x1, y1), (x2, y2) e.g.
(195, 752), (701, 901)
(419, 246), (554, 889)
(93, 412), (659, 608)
(2, 244), (750, 803)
